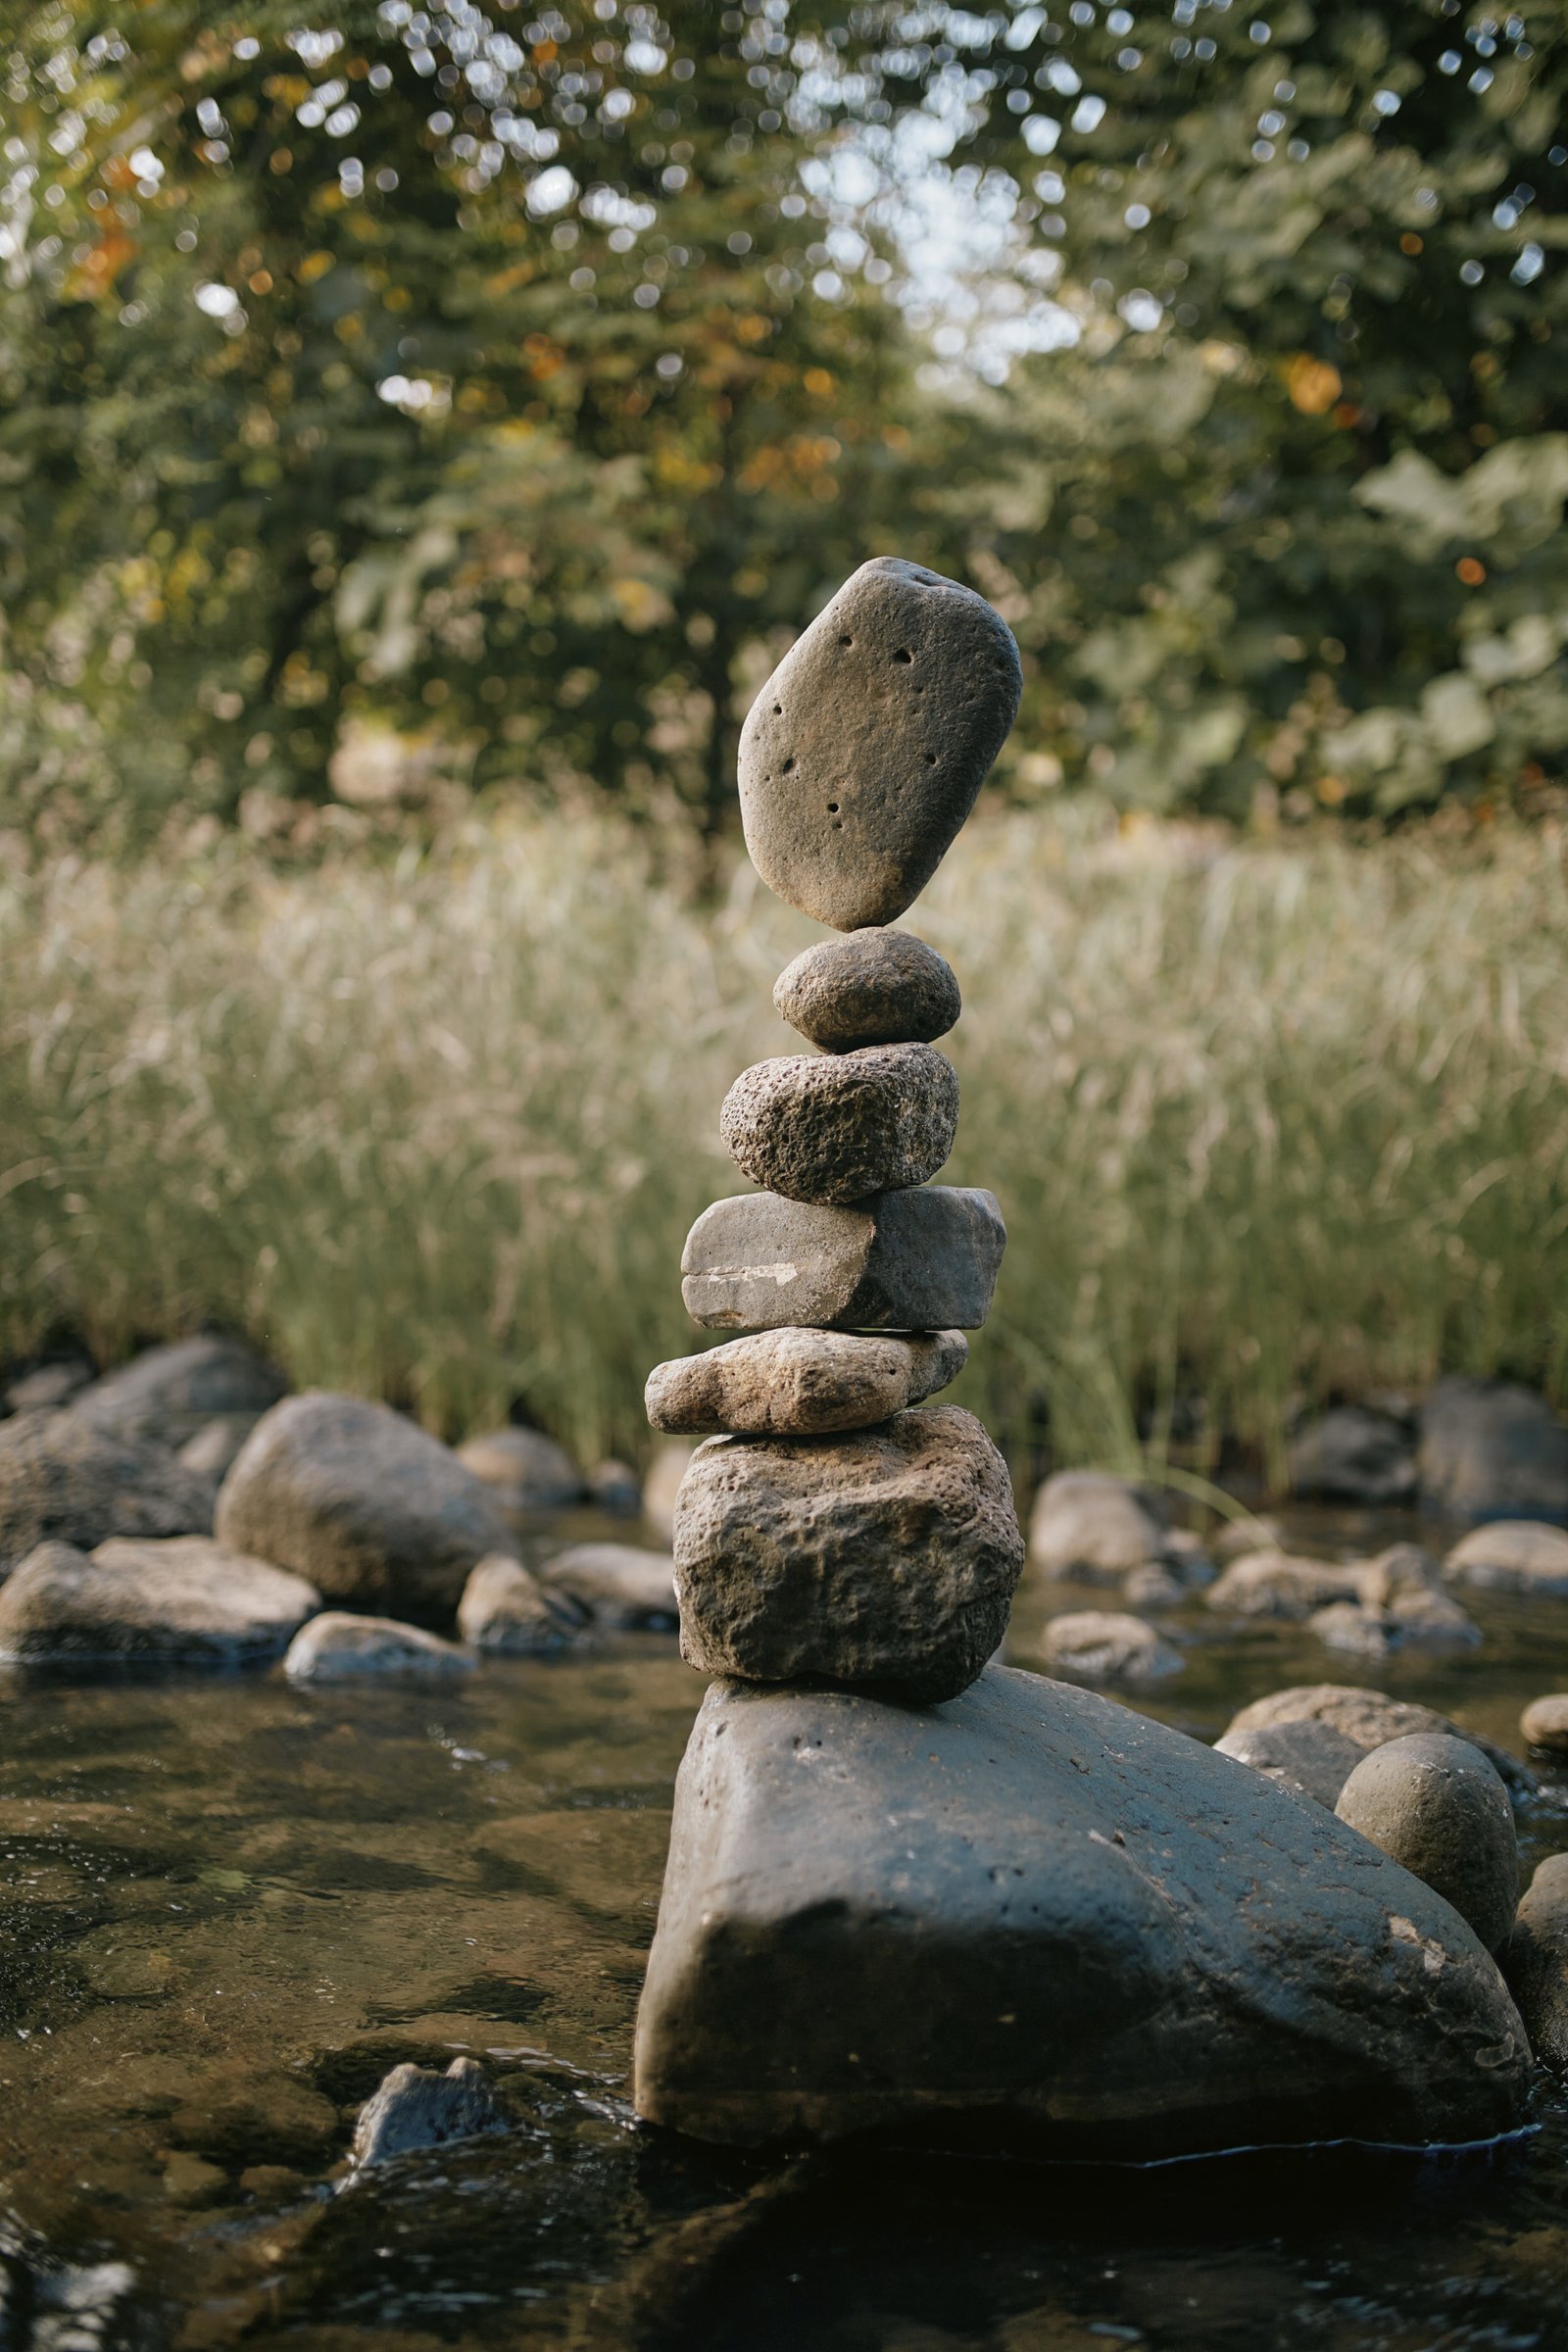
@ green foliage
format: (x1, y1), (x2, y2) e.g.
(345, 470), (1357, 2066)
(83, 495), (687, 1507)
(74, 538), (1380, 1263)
(1, 0), (1565, 839)
(3, 816), (1566, 1478)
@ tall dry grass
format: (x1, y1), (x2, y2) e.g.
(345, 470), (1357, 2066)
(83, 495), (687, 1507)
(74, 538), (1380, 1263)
(3, 812), (1566, 1485)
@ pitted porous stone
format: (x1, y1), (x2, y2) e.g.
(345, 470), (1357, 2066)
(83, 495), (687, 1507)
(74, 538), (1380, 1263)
(773, 928), (961, 1053)
(719, 1043), (958, 1205)
(738, 558), (1023, 929)
(646, 1328), (968, 1438)
(681, 1186), (1004, 1333)
(672, 1404), (1023, 1701)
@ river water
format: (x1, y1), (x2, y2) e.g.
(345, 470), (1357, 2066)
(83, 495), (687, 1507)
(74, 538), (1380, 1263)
(3, 1501), (1567, 2349)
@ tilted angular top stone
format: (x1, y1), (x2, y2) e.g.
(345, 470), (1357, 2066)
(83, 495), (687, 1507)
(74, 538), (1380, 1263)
(738, 558), (1023, 929)
(773, 928), (961, 1053)
(646, 1327), (968, 1438)
(672, 1404), (1023, 1701)
(632, 1666), (1532, 2151)
(681, 1186), (1004, 1333)
(719, 1043), (958, 1205)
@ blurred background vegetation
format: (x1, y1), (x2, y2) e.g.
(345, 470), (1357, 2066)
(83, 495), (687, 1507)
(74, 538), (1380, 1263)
(3, 1), (1567, 1477)
(3, 0), (1565, 852)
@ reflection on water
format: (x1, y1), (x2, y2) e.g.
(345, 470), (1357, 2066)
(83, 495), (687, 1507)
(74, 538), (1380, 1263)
(1, 1502), (1567, 2349)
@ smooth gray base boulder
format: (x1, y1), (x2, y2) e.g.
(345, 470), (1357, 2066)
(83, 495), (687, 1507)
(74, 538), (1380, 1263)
(1221, 1683), (1535, 1797)
(774, 928), (961, 1052)
(1335, 1733), (1518, 1952)
(646, 1328), (967, 1438)
(1419, 1376), (1568, 1522)
(682, 1187), (1004, 1334)
(1445, 1519), (1568, 1595)
(719, 1044), (958, 1205)
(348, 2057), (506, 2174)
(673, 1407), (1022, 1701)
(737, 557), (1023, 931)
(282, 1611), (473, 1683)
(0, 1410), (216, 1574)
(1213, 1718), (1366, 1810)
(1500, 1854), (1568, 2067)
(72, 1334), (287, 1448)
(0, 1537), (318, 1664)
(217, 1392), (514, 1614)
(633, 1668), (1531, 2151)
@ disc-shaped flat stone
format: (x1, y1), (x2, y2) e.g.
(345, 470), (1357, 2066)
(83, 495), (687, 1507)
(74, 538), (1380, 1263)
(738, 558), (1023, 929)
(774, 928), (961, 1053)
(680, 1187), (1004, 1333)
(645, 1328), (968, 1438)
(719, 1042), (957, 1205)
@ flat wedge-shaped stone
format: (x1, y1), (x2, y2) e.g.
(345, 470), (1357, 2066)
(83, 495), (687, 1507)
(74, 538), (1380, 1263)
(646, 1328), (968, 1437)
(738, 559), (1023, 929)
(774, 928), (961, 1053)
(719, 1043), (957, 1205)
(632, 1667), (1532, 2151)
(681, 1186), (1004, 1333)
(673, 1404), (1021, 1700)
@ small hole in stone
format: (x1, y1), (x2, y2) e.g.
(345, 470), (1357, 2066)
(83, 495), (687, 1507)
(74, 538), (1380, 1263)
(894, 648), (913, 663)
(773, 704), (782, 714)
(826, 801), (839, 813)
(839, 634), (854, 647)
(925, 754), (937, 765)
(831, 819), (843, 830)
(782, 757), (796, 773)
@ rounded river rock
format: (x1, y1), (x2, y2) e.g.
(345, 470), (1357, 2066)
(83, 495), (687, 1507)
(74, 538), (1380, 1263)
(672, 1403), (1023, 1702)
(738, 558), (1023, 929)
(681, 1185), (1004, 1333)
(646, 1327), (968, 1438)
(1335, 1731), (1519, 1952)
(719, 1042), (957, 1205)
(773, 928), (961, 1053)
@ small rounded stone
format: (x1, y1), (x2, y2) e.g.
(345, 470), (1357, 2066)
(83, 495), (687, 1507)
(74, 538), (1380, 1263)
(1521, 1692), (1568, 1755)
(1334, 1732), (1518, 1951)
(646, 1327), (968, 1438)
(773, 929), (961, 1053)
(719, 1042), (957, 1205)
(1041, 1610), (1183, 1687)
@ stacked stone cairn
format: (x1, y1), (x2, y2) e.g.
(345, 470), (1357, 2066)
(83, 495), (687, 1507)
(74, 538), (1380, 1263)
(644, 556), (1027, 1704)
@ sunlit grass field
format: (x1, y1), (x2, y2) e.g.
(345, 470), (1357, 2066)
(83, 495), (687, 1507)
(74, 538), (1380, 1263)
(4, 811), (1566, 1490)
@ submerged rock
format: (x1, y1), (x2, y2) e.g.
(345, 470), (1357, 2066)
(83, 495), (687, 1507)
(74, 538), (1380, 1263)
(538, 1542), (678, 1630)
(457, 1425), (585, 1512)
(1213, 1718), (1365, 1811)
(1419, 1376), (1568, 1523)
(1040, 1609), (1183, 1687)
(646, 1327), (967, 1439)
(0, 1411), (215, 1575)
(1445, 1519), (1568, 1596)
(681, 1186), (1005, 1335)
(1309, 1554), (1481, 1657)
(282, 1611), (474, 1683)
(1288, 1404), (1417, 1506)
(1499, 1853), (1568, 2067)
(458, 1553), (588, 1654)
(1521, 1692), (1568, 1755)
(0, 1537), (318, 1666)
(718, 1043), (959, 1205)
(1220, 1683), (1534, 1797)
(218, 1392), (514, 1615)
(738, 558), (1022, 931)
(633, 1667), (1531, 2151)
(774, 927), (961, 1053)
(348, 2057), (506, 2173)
(672, 1406), (1022, 1702)
(0, 2207), (137, 2350)
(73, 1334), (287, 1449)
(1335, 1733), (1519, 1953)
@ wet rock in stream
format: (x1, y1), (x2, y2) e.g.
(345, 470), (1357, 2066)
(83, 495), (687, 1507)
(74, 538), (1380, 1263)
(348, 2056), (507, 2173)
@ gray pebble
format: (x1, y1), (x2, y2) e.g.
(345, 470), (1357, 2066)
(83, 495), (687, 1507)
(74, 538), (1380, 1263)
(1335, 1732), (1519, 1951)
(773, 928), (961, 1052)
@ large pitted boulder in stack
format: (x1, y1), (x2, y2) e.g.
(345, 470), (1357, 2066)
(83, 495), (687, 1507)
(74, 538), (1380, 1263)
(737, 557), (1022, 930)
(673, 1407), (1022, 1701)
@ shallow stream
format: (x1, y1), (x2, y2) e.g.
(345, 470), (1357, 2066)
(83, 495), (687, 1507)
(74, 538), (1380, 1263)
(4, 1500), (1568, 2350)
